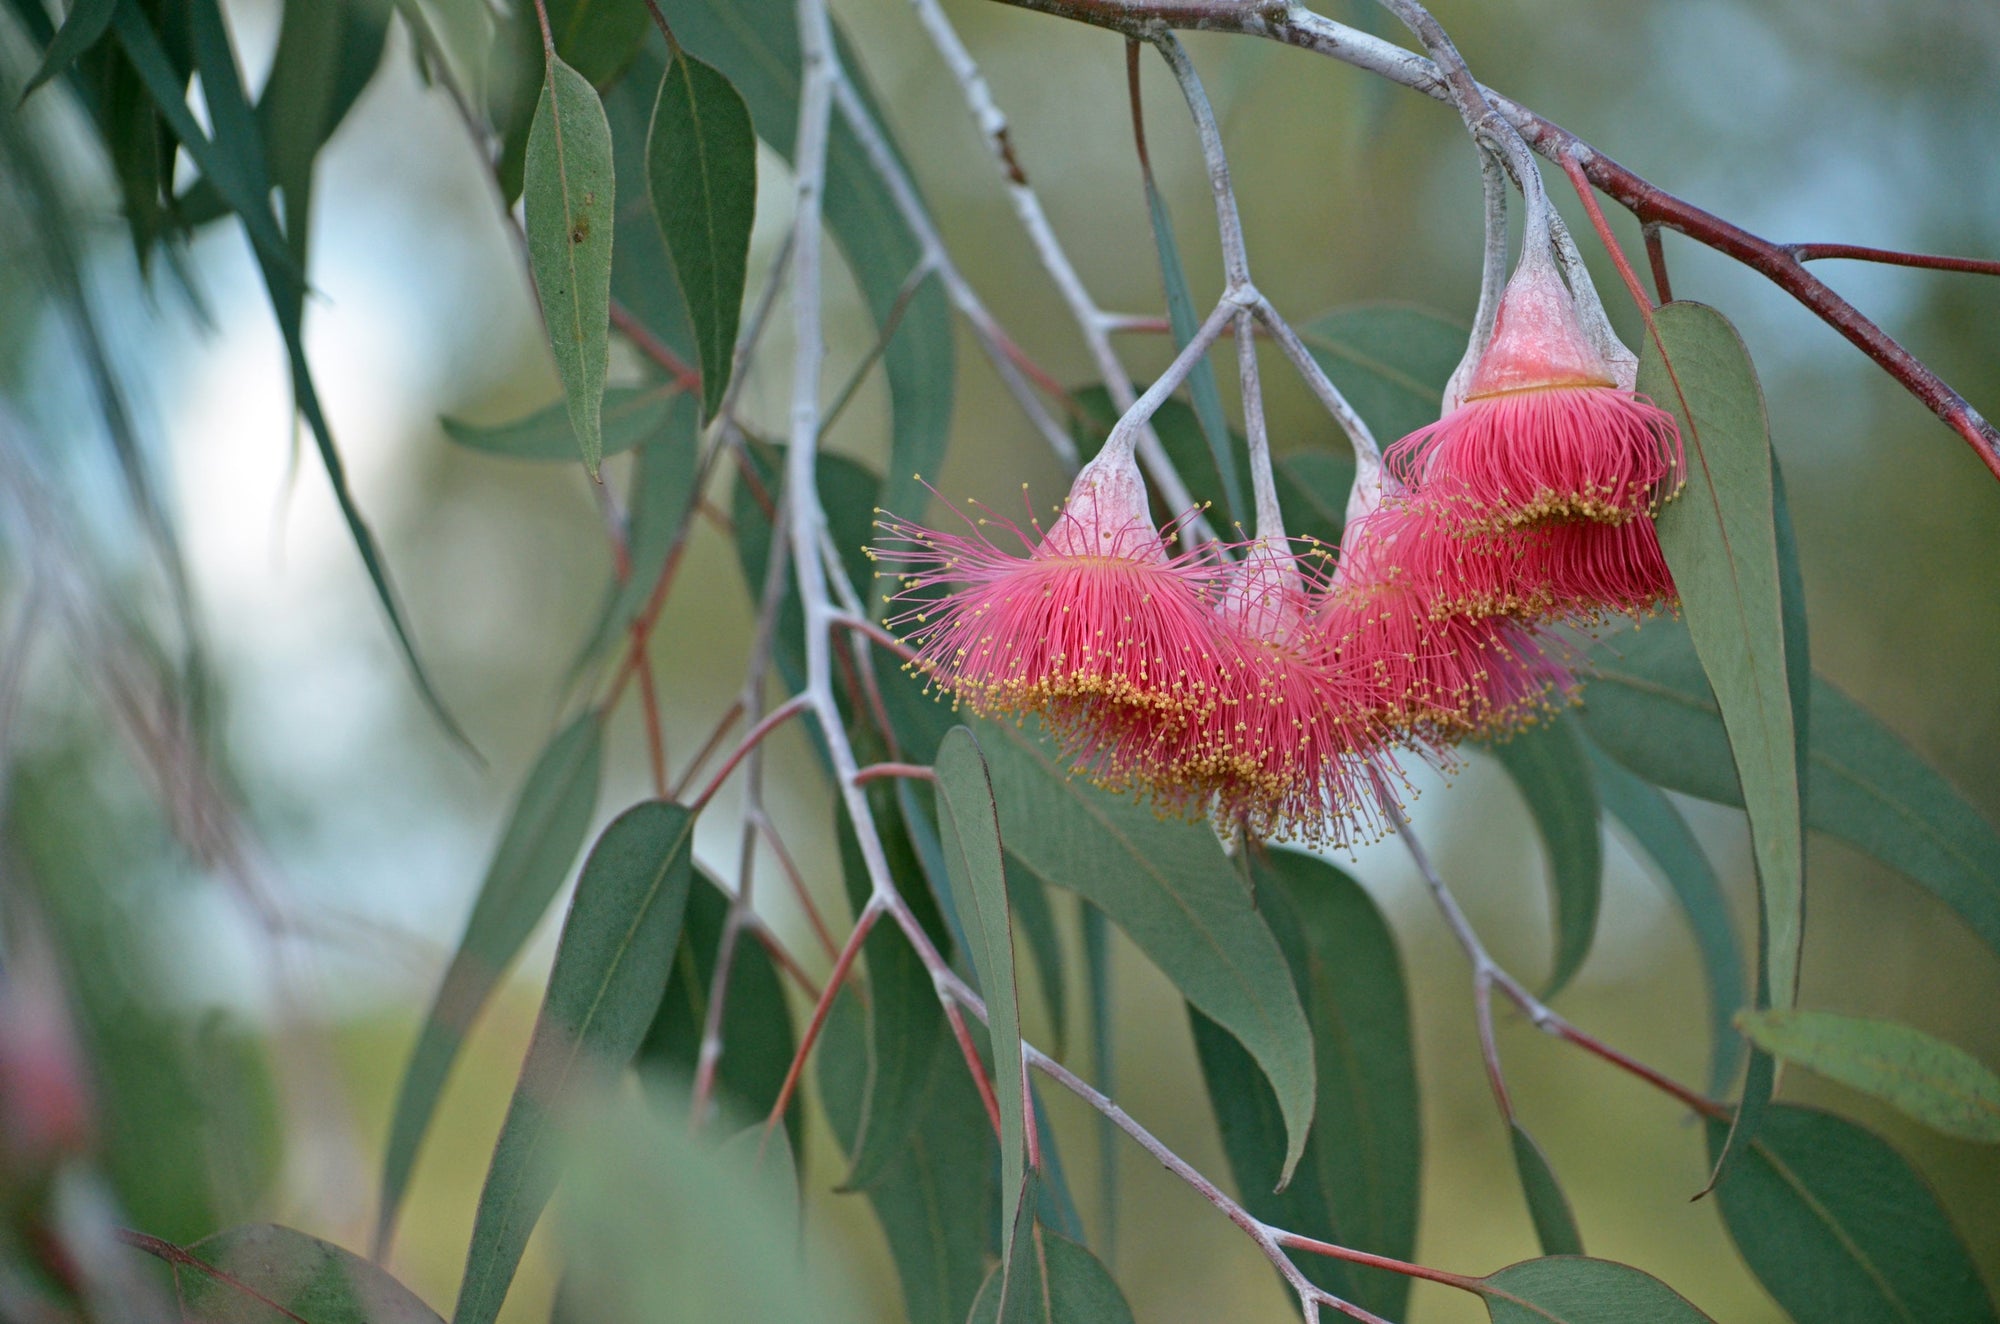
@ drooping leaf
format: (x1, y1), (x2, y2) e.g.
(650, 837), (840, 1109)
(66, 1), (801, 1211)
(560, 1089), (865, 1324)
(933, 728), (1029, 1275)
(603, 39), (698, 364)
(1508, 1122), (1584, 1258)
(1480, 1257), (1717, 1323)
(1007, 858), (1069, 1059)
(453, 800), (697, 1324)
(976, 719), (1316, 1185)
(636, 869), (797, 1145)
(1584, 740), (1746, 1093)
(1081, 899), (1117, 1254)
(440, 386), (679, 462)
(1641, 302), (1801, 1021)
(1581, 626), (2000, 974)
(20, 0), (117, 101)
(495, 0), (651, 202)
(1135, 114), (1246, 529)
(819, 987), (997, 1324)
(377, 713), (603, 1252)
(666, 0), (955, 523)
(1297, 303), (1467, 446)
(966, 1195), (1136, 1324)
(1708, 1103), (1998, 1324)
(1736, 1010), (2000, 1144)
(1486, 718), (1603, 999)
(179, 1224), (442, 1324)
(647, 45), (756, 419)
(1190, 848), (1418, 1318)
(108, 2), (292, 272)
(524, 54), (616, 476)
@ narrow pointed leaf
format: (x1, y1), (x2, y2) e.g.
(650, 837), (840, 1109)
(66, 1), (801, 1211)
(377, 713), (603, 1251)
(1138, 154), (1245, 529)
(441, 386), (679, 462)
(1508, 1122), (1584, 1258)
(647, 47), (756, 419)
(1640, 302), (1801, 1016)
(933, 728), (1029, 1275)
(1585, 741), (1746, 1093)
(21, 0), (117, 101)
(1487, 719), (1603, 998)
(1737, 1010), (2000, 1144)
(1190, 849), (1418, 1318)
(1480, 1257), (1717, 1323)
(525, 54), (616, 476)
(1007, 859), (1068, 1058)
(818, 987), (996, 1324)
(1082, 899), (1117, 1254)
(453, 800), (697, 1324)
(1708, 1103), (1998, 1324)
(966, 1210), (1136, 1324)
(181, 1224), (442, 1323)
(1581, 627), (2000, 973)
(665, 0), (954, 523)
(977, 720), (1316, 1184)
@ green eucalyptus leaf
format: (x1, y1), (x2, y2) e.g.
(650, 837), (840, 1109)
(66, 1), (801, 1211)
(377, 713), (604, 1252)
(1641, 302), (1802, 1018)
(1584, 740), (1745, 1093)
(818, 987), (997, 1324)
(1708, 1103), (1998, 1324)
(647, 46), (756, 419)
(1007, 857), (1068, 1059)
(965, 1200), (1135, 1324)
(1508, 1122), (1583, 1258)
(977, 720), (1316, 1186)
(571, 395), (702, 669)
(1486, 718), (1603, 999)
(20, 0), (117, 101)
(933, 728), (1029, 1273)
(1480, 1257), (1716, 1323)
(180, 1224), (442, 1323)
(440, 386), (678, 462)
(453, 800), (697, 1324)
(1190, 848), (1418, 1319)
(524, 54), (616, 476)
(1737, 1010), (2000, 1144)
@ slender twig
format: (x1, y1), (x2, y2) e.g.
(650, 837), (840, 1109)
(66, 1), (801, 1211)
(976, 0), (2000, 478)
(687, 694), (812, 811)
(1643, 222), (1674, 304)
(1787, 244), (2000, 277)
(1249, 294), (1379, 462)
(853, 761), (938, 784)
(610, 300), (702, 392)
(1382, 781), (1726, 1121)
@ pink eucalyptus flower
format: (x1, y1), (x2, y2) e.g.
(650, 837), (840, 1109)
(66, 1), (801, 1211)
(873, 449), (1232, 739)
(1385, 253), (1683, 533)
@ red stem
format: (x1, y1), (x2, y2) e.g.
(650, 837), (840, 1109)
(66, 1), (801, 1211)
(118, 1230), (312, 1323)
(1275, 1232), (1482, 1294)
(941, 997), (1006, 1140)
(762, 900), (882, 1142)
(1788, 243), (2000, 277)
(690, 694), (811, 810)
(853, 761), (936, 785)
(610, 300), (702, 392)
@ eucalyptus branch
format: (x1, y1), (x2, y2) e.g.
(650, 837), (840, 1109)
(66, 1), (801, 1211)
(976, 0), (2000, 479)
(900, 0), (1214, 537)
(1249, 295), (1379, 462)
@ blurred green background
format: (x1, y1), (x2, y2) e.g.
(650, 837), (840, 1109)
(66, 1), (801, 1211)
(1, 0), (1996, 1319)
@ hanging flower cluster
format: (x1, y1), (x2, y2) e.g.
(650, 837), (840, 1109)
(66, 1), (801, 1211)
(873, 256), (1682, 847)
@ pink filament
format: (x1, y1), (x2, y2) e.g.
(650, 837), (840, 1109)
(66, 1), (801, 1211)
(1385, 385), (1683, 532)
